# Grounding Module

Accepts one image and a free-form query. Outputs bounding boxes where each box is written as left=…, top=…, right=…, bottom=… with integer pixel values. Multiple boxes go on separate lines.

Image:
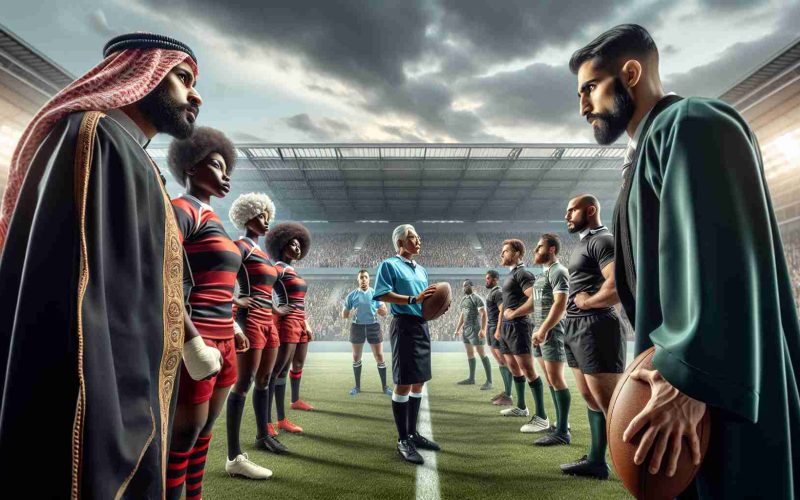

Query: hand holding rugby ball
left=421, top=282, right=452, bottom=321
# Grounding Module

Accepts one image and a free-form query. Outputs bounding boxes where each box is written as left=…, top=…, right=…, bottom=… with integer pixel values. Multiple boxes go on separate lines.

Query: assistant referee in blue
left=373, top=224, right=439, bottom=465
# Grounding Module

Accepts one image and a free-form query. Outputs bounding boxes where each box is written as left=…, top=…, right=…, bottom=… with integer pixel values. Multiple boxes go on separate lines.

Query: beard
left=138, top=82, right=197, bottom=139
left=587, top=77, right=634, bottom=145
left=567, top=216, right=588, bottom=234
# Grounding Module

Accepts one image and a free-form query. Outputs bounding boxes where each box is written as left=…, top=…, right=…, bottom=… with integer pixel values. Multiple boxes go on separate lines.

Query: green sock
left=549, top=386, right=558, bottom=421
left=528, top=377, right=546, bottom=419
left=480, top=356, right=492, bottom=383
left=587, top=408, right=607, bottom=464
left=513, top=376, right=526, bottom=409
left=467, top=357, right=476, bottom=380
left=499, top=366, right=512, bottom=396
left=555, top=388, right=571, bottom=434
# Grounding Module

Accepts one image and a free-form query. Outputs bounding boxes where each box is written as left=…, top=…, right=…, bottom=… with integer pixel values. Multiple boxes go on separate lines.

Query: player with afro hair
left=265, top=222, right=315, bottom=434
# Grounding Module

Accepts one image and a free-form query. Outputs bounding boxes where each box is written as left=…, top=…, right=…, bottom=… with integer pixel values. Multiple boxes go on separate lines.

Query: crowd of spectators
left=301, top=233, right=358, bottom=267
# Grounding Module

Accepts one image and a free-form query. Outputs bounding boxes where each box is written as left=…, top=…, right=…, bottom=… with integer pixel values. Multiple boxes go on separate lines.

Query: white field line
left=414, top=385, right=440, bottom=500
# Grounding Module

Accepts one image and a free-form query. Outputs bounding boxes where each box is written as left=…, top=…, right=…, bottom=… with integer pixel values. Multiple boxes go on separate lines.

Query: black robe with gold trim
left=0, top=111, right=184, bottom=499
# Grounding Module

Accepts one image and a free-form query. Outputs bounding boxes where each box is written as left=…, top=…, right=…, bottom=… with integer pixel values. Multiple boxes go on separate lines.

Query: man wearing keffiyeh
left=0, top=33, right=224, bottom=499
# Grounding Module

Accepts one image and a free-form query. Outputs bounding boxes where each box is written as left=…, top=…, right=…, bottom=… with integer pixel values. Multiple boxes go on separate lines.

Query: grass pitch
left=202, top=352, right=630, bottom=499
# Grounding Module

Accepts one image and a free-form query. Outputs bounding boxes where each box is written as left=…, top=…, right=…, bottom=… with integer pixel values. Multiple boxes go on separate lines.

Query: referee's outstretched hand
left=416, top=285, right=438, bottom=303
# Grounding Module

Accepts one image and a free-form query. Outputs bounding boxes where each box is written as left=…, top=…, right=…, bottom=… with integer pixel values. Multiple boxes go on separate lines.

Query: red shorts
left=178, top=337, right=238, bottom=405
left=241, top=314, right=280, bottom=350
left=276, top=316, right=308, bottom=344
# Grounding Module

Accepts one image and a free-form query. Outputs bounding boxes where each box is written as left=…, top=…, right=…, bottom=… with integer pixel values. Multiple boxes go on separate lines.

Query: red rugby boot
left=267, top=423, right=278, bottom=438
left=291, top=399, right=315, bottom=411
left=277, top=418, right=303, bottom=433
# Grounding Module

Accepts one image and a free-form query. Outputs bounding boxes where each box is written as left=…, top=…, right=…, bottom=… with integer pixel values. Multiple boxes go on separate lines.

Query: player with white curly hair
left=225, top=192, right=290, bottom=470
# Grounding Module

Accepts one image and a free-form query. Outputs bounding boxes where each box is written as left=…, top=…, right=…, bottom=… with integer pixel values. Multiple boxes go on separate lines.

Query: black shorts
left=487, top=323, right=501, bottom=349
left=563, top=312, right=625, bottom=374
left=350, top=323, right=382, bottom=344
left=499, top=319, right=532, bottom=356
left=389, top=314, right=432, bottom=385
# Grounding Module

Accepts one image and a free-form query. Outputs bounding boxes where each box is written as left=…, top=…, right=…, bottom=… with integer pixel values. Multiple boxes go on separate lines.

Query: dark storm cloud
left=461, top=63, right=577, bottom=127
left=284, top=114, right=355, bottom=141
left=133, top=0, right=798, bottom=141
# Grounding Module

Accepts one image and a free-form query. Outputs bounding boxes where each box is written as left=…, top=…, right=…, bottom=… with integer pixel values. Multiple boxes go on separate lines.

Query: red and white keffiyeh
left=0, top=48, right=198, bottom=251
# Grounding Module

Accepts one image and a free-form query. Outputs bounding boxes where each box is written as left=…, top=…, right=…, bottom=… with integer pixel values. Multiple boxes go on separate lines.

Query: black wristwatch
left=408, top=295, right=418, bottom=305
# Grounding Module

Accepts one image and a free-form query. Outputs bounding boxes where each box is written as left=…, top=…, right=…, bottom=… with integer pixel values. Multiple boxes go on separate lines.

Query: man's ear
left=621, top=59, right=642, bottom=89
left=587, top=205, right=598, bottom=217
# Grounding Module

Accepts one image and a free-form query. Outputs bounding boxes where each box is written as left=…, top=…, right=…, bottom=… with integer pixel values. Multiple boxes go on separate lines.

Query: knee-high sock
left=226, top=392, right=246, bottom=459
left=587, top=408, right=607, bottom=464
left=267, top=376, right=277, bottom=424
left=166, top=449, right=191, bottom=500
left=528, top=377, right=547, bottom=419
left=549, top=386, right=558, bottom=419
left=275, top=377, right=287, bottom=421
left=377, top=362, right=388, bottom=388
left=290, top=369, right=302, bottom=403
left=185, top=435, right=211, bottom=500
left=391, top=393, right=409, bottom=440
left=513, top=375, right=526, bottom=409
left=253, top=388, right=269, bottom=439
left=499, top=365, right=512, bottom=396
left=467, top=357, right=476, bottom=380
left=555, top=388, right=571, bottom=434
left=408, top=392, right=422, bottom=435
left=353, top=361, right=362, bottom=389
left=480, top=356, right=492, bottom=383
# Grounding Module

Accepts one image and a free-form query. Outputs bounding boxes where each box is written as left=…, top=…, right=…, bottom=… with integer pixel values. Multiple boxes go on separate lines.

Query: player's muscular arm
left=537, top=292, right=567, bottom=336
left=341, top=307, right=351, bottom=319
left=505, top=287, right=533, bottom=319
left=494, top=304, right=504, bottom=340
left=479, top=307, right=487, bottom=337
left=375, top=286, right=437, bottom=305
left=455, top=311, right=465, bottom=334
left=576, top=262, right=620, bottom=309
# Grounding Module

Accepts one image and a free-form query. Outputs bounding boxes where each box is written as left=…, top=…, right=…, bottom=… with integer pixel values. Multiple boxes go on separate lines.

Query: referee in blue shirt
left=342, top=269, right=391, bottom=396
left=373, top=224, right=439, bottom=465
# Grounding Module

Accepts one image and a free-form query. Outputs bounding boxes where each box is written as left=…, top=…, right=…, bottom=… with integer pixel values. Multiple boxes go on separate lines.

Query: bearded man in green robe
left=570, top=24, right=799, bottom=499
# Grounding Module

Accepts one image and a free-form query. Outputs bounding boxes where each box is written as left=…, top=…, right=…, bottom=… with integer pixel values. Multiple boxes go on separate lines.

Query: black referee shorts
left=499, top=318, right=532, bottom=356
left=563, top=311, right=625, bottom=374
left=389, top=314, right=431, bottom=385
left=350, top=322, right=383, bottom=345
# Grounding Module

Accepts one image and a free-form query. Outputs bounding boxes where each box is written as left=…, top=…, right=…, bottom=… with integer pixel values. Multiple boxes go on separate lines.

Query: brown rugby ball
left=421, top=282, right=452, bottom=321
left=607, top=347, right=711, bottom=500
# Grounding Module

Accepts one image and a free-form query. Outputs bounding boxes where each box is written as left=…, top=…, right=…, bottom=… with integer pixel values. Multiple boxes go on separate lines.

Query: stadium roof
left=0, top=22, right=73, bottom=105
left=151, top=143, right=626, bottom=222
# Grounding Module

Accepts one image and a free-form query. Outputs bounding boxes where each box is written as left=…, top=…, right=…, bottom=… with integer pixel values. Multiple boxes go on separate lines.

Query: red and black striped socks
left=166, top=449, right=191, bottom=500
left=185, top=434, right=212, bottom=500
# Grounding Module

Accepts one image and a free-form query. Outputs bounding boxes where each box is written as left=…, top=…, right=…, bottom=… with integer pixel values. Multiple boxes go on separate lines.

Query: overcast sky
left=4, top=0, right=800, bottom=144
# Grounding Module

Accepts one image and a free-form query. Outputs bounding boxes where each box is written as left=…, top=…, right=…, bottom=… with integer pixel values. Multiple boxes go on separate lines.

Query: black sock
left=226, top=392, right=245, bottom=460
left=588, top=408, right=607, bottom=464
left=290, top=370, right=302, bottom=403
left=253, top=388, right=269, bottom=439
left=480, top=356, right=492, bottom=383
left=275, top=377, right=287, bottom=421
left=528, top=377, right=547, bottom=420
left=377, top=362, right=387, bottom=388
left=468, top=357, right=476, bottom=380
left=353, top=361, right=362, bottom=389
left=391, top=397, right=409, bottom=440
left=408, top=393, right=422, bottom=436
left=513, top=375, right=527, bottom=409
left=267, top=376, right=276, bottom=426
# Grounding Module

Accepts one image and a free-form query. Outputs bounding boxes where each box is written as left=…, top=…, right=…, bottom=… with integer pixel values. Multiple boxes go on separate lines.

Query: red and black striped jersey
left=233, top=237, right=277, bottom=325
left=273, top=261, right=307, bottom=322
left=172, top=194, right=241, bottom=339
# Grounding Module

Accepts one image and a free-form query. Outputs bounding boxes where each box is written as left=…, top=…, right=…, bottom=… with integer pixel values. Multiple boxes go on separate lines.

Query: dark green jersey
left=532, top=262, right=569, bottom=330
left=459, top=293, right=484, bottom=327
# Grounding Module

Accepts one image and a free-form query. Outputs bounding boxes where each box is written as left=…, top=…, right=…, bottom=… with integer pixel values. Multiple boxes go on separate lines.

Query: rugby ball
left=421, top=282, right=452, bottom=321
left=607, top=347, right=711, bottom=500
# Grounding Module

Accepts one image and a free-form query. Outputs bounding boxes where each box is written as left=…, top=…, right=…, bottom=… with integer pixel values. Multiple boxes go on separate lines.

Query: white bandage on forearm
left=182, top=336, right=223, bottom=381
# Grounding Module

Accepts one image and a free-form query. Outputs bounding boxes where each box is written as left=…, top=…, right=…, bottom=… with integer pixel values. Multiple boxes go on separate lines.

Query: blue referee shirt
left=373, top=255, right=429, bottom=317
left=344, top=287, right=382, bottom=324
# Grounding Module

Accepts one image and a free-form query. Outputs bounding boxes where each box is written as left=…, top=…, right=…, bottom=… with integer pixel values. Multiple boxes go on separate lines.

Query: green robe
left=619, top=96, right=799, bottom=498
